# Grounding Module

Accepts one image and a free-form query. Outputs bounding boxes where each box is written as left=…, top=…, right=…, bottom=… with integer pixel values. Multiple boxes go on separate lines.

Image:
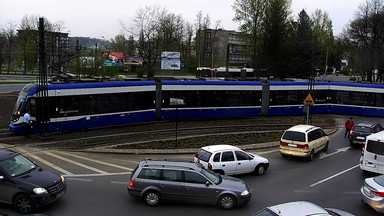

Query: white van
left=360, top=131, right=384, bottom=174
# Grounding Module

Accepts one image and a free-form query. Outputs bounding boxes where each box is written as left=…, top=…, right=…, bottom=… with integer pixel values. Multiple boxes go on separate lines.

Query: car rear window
left=282, top=131, right=306, bottom=142
left=195, top=149, right=212, bottom=162
left=354, top=126, right=373, bottom=133
left=366, top=140, right=384, bottom=155
left=374, top=175, right=384, bottom=186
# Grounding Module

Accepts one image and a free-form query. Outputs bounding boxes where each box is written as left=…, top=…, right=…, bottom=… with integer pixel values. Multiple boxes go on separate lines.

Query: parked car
left=193, top=144, right=269, bottom=175
left=127, top=159, right=251, bottom=209
left=360, top=131, right=384, bottom=174
left=280, top=125, right=329, bottom=161
left=349, top=121, right=383, bottom=146
left=252, top=201, right=355, bottom=216
left=361, top=174, right=384, bottom=213
left=0, top=148, right=66, bottom=214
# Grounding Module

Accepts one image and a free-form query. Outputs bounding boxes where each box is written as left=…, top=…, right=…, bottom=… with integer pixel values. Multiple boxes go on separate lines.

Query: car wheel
left=255, top=164, right=266, bottom=175
left=217, top=194, right=236, bottom=210
left=307, top=150, right=314, bottom=161
left=323, top=142, right=329, bottom=152
left=14, top=194, right=35, bottom=214
left=143, top=191, right=161, bottom=207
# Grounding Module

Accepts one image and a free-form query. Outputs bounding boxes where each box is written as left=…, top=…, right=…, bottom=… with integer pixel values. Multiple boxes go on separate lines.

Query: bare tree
left=121, top=5, right=167, bottom=78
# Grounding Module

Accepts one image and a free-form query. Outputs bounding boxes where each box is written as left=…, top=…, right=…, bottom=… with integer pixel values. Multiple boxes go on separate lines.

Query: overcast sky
left=1, top=0, right=366, bottom=40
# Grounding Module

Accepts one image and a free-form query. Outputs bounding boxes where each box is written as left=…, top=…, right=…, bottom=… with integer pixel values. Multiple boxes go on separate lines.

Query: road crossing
left=9, top=146, right=193, bottom=177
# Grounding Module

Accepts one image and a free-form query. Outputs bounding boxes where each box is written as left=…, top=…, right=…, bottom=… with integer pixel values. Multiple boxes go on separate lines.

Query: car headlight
left=61, top=175, right=65, bottom=183
left=33, top=188, right=48, bottom=194
left=241, top=190, right=250, bottom=196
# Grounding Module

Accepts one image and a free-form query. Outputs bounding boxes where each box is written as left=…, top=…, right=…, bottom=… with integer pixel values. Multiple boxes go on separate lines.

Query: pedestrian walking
left=23, top=110, right=32, bottom=138
left=344, top=117, right=354, bottom=138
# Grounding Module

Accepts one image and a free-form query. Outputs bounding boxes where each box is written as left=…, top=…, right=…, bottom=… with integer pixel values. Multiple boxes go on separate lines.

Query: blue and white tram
left=9, top=81, right=157, bottom=134
left=9, top=80, right=384, bottom=134
left=161, top=81, right=263, bottom=120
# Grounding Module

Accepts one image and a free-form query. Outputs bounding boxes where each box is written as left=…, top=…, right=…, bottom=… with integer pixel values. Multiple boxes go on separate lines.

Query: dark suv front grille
left=48, top=181, right=65, bottom=194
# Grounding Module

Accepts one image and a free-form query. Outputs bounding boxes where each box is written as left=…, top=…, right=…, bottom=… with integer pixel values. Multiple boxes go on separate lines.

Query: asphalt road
left=0, top=121, right=382, bottom=216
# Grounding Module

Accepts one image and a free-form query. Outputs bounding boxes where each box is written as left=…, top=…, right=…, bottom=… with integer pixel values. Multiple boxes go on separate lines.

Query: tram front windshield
left=12, top=84, right=36, bottom=115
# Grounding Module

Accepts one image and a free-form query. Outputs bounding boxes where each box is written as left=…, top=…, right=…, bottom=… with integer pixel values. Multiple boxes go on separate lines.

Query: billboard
left=161, top=52, right=180, bottom=70
left=103, top=52, right=124, bottom=67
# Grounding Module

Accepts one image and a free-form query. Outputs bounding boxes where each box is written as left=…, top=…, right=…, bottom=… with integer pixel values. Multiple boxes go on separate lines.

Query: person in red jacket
left=344, top=117, right=354, bottom=138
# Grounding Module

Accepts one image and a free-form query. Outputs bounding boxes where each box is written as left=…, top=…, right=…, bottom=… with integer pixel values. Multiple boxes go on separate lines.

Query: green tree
left=232, top=0, right=268, bottom=78
left=311, top=9, right=335, bottom=72
left=291, top=9, right=314, bottom=78
left=263, top=0, right=292, bottom=78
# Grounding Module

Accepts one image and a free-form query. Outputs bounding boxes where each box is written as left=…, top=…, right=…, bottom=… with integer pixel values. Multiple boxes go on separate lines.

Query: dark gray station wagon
left=127, top=159, right=252, bottom=209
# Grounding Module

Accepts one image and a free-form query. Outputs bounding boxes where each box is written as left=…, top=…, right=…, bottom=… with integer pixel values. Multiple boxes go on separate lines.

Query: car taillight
left=208, top=163, right=212, bottom=170
left=350, top=130, right=354, bottom=136
left=280, top=141, right=288, bottom=146
left=298, top=144, right=309, bottom=149
left=372, top=191, right=384, bottom=197
left=362, top=146, right=365, bottom=156
left=129, top=180, right=135, bottom=188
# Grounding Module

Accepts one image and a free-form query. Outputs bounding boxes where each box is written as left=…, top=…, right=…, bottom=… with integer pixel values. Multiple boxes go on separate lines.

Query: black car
left=349, top=121, right=383, bottom=146
left=0, top=148, right=66, bottom=214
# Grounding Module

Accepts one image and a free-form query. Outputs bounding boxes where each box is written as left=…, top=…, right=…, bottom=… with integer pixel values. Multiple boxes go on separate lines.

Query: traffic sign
left=304, top=94, right=315, bottom=105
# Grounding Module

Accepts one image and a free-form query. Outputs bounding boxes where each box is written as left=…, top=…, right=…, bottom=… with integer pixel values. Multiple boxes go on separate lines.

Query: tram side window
left=336, top=91, right=351, bottom=104
left=376, top=93, right=384, bottom=107
left=135, top=92, right=156, bottom=110
left=102, top=94, right=122, bottom=113
left=57, top=97, right=80, bottom=117
left=353, top=92, right=369, bottom=106
left=80, top=95, right=102, bottom=115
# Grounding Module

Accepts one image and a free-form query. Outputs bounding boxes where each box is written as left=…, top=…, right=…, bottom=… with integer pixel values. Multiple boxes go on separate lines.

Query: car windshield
left=0, top=154, right=36, bottom=177
left=195, top=149, right=212, bottom=162
left=200, top=168, right=221, bottom=185
left=282, top=131, right=306, bottom=142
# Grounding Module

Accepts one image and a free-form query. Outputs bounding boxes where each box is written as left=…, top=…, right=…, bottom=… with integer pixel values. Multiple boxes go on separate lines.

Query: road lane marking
left=66, top=178, right=93, bottom=182
left=57, top=151, right=133, bottom=171
left=310, top=165, right=360, bottom=187
left=63, top=171, right=131, bottom=178
left=46, top=152, right=108, bottom=174
left=111, top=181, right=129, bottom=185
left=15, top=147, right=73, bottom=175
left=319, top=147, right=351, bottom=159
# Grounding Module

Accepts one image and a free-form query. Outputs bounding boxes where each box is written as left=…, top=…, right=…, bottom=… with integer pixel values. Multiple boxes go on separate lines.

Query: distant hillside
left=69, top=37, right=110, bottom=49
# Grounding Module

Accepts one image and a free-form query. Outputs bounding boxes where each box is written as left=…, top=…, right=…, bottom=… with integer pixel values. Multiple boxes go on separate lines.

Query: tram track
left=0, top=117, right=336, bottom=151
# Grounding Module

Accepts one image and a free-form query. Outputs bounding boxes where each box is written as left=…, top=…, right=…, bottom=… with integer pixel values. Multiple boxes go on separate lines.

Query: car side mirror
left=0, top=175, right=5, bottom=182
left=205, top=181, right=211, bottom=186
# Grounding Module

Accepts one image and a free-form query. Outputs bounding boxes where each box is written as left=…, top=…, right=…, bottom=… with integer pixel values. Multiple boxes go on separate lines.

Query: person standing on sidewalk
left=344, top=117, right=354, bottom=138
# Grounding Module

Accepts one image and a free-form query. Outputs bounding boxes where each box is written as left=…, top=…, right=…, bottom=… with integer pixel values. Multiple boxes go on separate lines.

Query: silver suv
left=127, top=159, right=252, bottom=209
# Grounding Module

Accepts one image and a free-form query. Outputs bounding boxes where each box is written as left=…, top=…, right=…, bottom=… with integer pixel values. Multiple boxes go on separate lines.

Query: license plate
left=288, top=144, right=297, bottom=147
left=365, top=163, right=376, bottom=168
left=357, top=136, right=365, bottom=140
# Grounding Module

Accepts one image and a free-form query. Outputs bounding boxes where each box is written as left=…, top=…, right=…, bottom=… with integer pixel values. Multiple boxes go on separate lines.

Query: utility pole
left=37, top=17, right=51, bottom=137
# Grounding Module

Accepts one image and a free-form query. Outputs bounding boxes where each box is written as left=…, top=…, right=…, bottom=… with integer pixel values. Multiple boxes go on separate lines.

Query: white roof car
left=253, top=201, right=355, bottom=216
left=193, top=144, right=269, bottom=175
left=280, top=125, right=329, bottom=161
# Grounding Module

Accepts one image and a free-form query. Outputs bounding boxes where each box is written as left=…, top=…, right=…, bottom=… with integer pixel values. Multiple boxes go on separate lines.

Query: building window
left=206, top=32, right=211, bottom=39
left=206, top=43, right=211, bottom=50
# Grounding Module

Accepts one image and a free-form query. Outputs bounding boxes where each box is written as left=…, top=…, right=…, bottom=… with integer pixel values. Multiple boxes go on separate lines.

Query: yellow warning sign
left=304, top=94, right=315, bottom=105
